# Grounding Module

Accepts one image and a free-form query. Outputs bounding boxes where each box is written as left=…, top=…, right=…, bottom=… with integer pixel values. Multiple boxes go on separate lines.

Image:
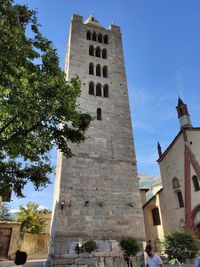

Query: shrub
left=119, top=236, right=140, bottom=256
left=75, top=240, right=97, bottom=254
left=163, top=231, right=198, bottom=264
left=83, top=240, right=97, bottom=253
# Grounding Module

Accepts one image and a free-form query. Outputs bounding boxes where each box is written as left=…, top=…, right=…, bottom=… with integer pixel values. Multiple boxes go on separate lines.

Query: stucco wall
left=158, top=129, right=200, bottom=237
left=186, top=131, right=200, bottom=210
left=143, top=192, right=164, bottom=250
left=20, top=233, right=49, bottom=256
left=159, top=134, right=185, bottom=234
left=0, top=221, right=21, bottom=259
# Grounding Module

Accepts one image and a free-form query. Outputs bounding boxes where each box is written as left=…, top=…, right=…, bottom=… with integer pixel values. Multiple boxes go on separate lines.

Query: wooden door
left=0, top=228, right=12, bottom=259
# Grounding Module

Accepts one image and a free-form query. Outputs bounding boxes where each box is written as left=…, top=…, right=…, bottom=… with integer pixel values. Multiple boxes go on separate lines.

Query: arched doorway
left=192, top=205, right=200, bottom=238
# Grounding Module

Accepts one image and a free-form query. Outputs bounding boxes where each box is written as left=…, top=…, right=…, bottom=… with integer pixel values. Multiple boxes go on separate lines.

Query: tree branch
left=0, top=115, right=47, bottom=149
left=0, top=116, right=17, bottom=135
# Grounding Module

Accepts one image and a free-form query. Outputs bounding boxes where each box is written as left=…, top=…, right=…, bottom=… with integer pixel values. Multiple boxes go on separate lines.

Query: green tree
left=0, top=202, right=12, bottom=221
left=120, top=236, right=140, bottom=267
left=0, top=0, right=92, bottom=198
left=17, top=202, right=46, bottom=234
left=163, top=231, right=199, bottom=265
left=38, top=208, right=51, bottom=214
left=119, top=236, right=140, bottom=257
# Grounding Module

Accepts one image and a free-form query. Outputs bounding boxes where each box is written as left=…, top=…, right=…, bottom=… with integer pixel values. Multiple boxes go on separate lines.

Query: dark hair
left=14, top=250, right=27, bottom=265
left=145, top=245, right=153, bottom=253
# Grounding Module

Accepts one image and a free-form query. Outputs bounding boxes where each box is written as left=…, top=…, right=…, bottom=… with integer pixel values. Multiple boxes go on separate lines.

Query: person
left=145, top=246, right=163, bottom=267
left=124, top=254, right=133, bottom=267
left=145, top=240, right=152, bottom=252
left=11, top=250, right=27, bottom=267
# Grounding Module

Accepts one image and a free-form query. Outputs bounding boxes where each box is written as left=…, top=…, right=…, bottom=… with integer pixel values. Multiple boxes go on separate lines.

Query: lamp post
left=78, top=238, right=82, bottom=266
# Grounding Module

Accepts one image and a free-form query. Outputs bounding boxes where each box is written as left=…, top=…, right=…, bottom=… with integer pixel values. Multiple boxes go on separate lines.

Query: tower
left=49, top=14, right=145, bottom=265
left=176, top=98, right=192, bottom=128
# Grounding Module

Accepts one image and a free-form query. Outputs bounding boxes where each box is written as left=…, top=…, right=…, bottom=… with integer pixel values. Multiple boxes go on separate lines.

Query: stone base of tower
left=48, top=239, right=144, bottom=267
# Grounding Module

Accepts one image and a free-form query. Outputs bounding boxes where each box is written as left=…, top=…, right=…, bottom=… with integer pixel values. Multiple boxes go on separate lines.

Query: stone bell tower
left=49, top=14, right=145, bottom=266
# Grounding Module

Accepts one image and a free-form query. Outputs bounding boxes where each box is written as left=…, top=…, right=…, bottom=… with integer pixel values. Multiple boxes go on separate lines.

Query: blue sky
left=11, top=0, right=200, bottom=211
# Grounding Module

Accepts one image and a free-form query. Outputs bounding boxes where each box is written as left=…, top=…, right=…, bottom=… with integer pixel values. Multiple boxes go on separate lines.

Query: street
left=0, top=259, right=46, bottom=267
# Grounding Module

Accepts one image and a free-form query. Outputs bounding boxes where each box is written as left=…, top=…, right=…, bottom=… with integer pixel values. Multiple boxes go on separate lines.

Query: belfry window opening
left=96, top=83, right=102, bottom=97
left=95, top=47, right=101, bottom=58
left=97, top=108, right=102, bottom=120
left=103, top=85, right=109, bottom=97
left=89, top=63, right=94, bottom=75
left=96, top=64, right=101, bottom=76
left=89, top=45, right=94, bottom=56
left=87, top=31, right=91, bottom=40
left=89, top=82, right=94, bottom=95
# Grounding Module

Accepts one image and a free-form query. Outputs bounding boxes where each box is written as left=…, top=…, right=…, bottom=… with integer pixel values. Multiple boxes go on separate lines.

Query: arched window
left=89, top=45, right=94, bottom=56
left=87, top=31, right=91, bottom=40
left=89, top=82, right=94, bottom=95
left=89, top=63, right=94, bottom=75
left=103, top=84, right=109, bottom=97
left=104, top=35, right=108, bottom=44
left=192, top=175, right=200, bottom=191
left=102, top=48, right=107, bottom=59
left=95, top=47, right=101, bottom=57
left=172, top=177, right=180, bottom=190
left=152, top=207, right=161, bottom=226
left=194, top=210, right=200, bottom=224
left=98, top=34, right=102, bottom=43
left=96, top=64, right=101, bottom=76
left=92, top=32, right=96, bottom=41
left=96, top=83, right=102, bottom=97
left=197, top=224, right=200, bottom=238
left=97, top=108, right=102, bottom=120
left=103, top=66, right=108, bottom=78
left=192, top=206, right=200, bottom=238
left=177, top=191, right=184, bottom=208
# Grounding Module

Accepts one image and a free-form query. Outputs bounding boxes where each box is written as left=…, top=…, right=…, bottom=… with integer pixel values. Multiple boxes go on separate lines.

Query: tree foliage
left=38, top=208, right=51, bottom=214
left=17, top=202, right=47, bottom=234
left=0, top=202, right=12, bottom=221
left=163, top=231, right=199, bottom=264
left=82, top=240, right=97, bottom=253
left=119, top=236, right=140, bottom=256
left=75, top=240, right=97, bottom=254
left=0, top=0, right=92, bottom=198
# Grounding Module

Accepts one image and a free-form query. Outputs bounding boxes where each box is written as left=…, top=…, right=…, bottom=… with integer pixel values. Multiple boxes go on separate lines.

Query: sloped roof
left=84, top=15, right=103, bottom=28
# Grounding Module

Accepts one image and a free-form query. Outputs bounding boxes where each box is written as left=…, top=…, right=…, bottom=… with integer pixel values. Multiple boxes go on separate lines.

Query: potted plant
left=120, top=236, right=140, bottom=267
left=163, top=231, right=198, bottom=266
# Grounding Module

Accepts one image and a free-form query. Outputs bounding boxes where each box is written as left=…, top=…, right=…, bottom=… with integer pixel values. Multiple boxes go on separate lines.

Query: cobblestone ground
left=0, top=259, right=46, bottom=267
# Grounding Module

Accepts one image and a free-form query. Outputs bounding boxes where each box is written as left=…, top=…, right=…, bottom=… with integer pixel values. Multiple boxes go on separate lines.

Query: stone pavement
left=28, top=250, right=47, bottom=260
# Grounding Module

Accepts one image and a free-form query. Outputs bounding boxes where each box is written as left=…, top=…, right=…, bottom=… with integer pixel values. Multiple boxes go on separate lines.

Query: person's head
left=147, top=240, right=151, bottom=245
left=14, top=250, right=27, bottom=265
left=145, top=246, right=153, bottom=257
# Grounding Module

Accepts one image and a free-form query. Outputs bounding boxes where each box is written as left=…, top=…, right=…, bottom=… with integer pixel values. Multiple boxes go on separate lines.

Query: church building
left=143, top=98, right=200, bottom=250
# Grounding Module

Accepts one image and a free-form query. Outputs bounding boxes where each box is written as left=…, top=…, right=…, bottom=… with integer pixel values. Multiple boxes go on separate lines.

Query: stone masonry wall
left=49, top=14, right=145, bottom=260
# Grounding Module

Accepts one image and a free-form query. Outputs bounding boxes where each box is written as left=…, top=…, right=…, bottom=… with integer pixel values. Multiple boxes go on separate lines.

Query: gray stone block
left=96, top=240, right=111, bottom=252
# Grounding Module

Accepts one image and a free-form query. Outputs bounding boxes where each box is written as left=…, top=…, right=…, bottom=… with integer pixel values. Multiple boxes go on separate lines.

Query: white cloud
left=10, top=209, right=19, bottom=214
left=38, top=205, right=48, bottom=210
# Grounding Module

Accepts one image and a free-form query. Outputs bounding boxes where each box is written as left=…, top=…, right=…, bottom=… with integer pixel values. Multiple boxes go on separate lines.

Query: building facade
left=49, top=15, right=145, bottom=266
left=143, top=99, right=200, bottom=250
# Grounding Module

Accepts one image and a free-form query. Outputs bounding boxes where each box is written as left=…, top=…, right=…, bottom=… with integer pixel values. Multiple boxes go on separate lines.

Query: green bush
left=75, top=240, right=97, bottom=254
left=119, top=236, right=140, bottom=256
left=163, top=231, right=198, bottom=264
left=83, top=240, right=97, bottom=253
